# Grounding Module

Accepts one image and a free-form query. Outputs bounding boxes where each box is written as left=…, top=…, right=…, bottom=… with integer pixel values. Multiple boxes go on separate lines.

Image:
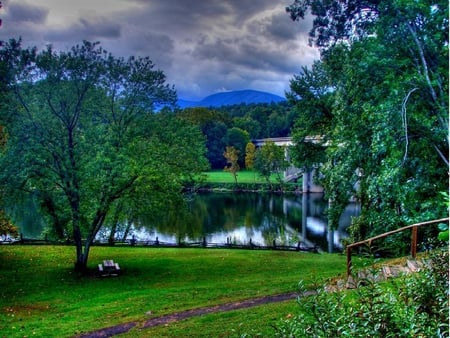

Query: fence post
left=346, top=246, right=352, bottom=277
left=411, top=226, right=418, bottom=258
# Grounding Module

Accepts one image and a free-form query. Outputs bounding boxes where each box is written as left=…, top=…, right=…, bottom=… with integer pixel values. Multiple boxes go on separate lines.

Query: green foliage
left=223, top=146, right=240, bottom=184
left=0, top=40, right=207, bottom=270
left=288, top=0, right=448, bottom=235
left=225, top=127, right=250, bottom=166
left=217, top=102, right=295, bottom=139
left=178, top=102, right=296, bottom=170
left=178, top=107, right=229, bottom=168
left=436, top=192, right=449, bottom=241
left=437, top=223, right=448, bottom=241
left=273, top=250, right=449, bottom=337
left=254, top=141, right=289, bottom=190
left=0, top=209, right=18, bottom=239
left=288, top=62, right=332, bottom=170
left=244, top=142, right=256, bottom=170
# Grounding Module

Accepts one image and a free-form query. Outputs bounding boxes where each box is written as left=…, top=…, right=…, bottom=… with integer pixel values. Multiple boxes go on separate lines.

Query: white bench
left=98, top=260, right=121, bottom=276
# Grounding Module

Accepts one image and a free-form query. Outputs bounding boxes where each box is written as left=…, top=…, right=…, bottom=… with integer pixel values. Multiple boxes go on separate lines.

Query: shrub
left=271, top=249, right=449, bottom=337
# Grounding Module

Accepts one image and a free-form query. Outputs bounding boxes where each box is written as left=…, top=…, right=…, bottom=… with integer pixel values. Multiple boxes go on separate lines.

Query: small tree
left=0, top=209, right=18, bottom=240
left=223, top=146, right=240, bottom=184
left=245, top=142, right=256, bottom=169
left=245, top=141, right=257, bottom=182
left=254, top=141, right=289, bottom=190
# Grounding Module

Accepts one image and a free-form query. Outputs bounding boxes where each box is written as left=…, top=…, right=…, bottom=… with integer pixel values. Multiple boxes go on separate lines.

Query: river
left=16, top=192, right=360, bottom=253
left=107, top=192, right=360, bottom=253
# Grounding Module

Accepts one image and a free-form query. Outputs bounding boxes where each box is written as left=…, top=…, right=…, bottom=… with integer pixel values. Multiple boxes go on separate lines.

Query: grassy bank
left=197, top=170, right=300, bottom=192
left=0, top=245, right=365, bottom=337
left=203, top=170, right=268, bottom=184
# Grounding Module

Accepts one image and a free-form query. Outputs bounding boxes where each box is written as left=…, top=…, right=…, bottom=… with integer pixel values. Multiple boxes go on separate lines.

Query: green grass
left=0, top=245, right=366, bottom=337
left=118, top=298, right=300, bottom=337
left=202, top=170, right=274, bottom=184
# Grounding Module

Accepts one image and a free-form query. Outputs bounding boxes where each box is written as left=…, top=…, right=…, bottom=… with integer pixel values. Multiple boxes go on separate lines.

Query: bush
left=271, top=249, right=449, bottom=337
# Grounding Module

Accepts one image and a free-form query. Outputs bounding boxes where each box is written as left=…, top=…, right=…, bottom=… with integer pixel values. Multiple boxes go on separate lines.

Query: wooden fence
left=346, top=218, right=449, bottom=277
left=2, top=235, right=319, bottom=253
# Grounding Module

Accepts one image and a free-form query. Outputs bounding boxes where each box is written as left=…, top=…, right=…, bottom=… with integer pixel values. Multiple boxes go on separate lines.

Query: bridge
left=253, top=137, right=324, bottom=193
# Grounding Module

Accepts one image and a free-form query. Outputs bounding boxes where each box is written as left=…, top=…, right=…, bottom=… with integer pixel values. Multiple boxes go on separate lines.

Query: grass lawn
left=0, top=245, right=366, bottom=337
left=202, top=170, right=274, bottom=184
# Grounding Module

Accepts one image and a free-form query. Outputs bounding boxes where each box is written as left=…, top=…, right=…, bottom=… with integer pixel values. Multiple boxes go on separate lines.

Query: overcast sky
left=0, top=0, right=318, bottom=101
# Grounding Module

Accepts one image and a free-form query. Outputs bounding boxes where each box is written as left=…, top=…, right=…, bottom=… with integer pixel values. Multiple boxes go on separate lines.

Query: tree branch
left=401, top=87, right=418, bottom=165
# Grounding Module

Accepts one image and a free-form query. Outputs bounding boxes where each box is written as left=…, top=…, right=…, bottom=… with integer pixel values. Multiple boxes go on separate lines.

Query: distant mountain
left=178, top=89, right=286, bottom=108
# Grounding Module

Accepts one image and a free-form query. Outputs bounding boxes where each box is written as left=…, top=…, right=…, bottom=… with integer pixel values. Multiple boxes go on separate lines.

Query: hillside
left=178, top=89, right=286, bottom=108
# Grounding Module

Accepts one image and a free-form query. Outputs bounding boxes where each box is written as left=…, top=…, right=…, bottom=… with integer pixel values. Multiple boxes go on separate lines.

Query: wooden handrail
left=346, top=217, right=449, bottom=277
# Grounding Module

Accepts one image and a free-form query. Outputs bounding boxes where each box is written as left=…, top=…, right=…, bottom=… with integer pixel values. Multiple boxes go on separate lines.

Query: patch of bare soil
left=78, top=291, right=305, bottom=337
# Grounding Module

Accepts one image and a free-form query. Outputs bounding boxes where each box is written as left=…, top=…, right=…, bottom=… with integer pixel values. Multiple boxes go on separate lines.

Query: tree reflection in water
left=135, top=192, right=360, bottom=253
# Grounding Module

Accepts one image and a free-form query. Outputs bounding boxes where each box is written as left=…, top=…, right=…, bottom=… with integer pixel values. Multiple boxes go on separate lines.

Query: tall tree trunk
left=121, top=218, right=133, bottom=242
left=108, top=202, right=123, bottom=245
left=70, top=194, right=88, bottom=272
left=108, top=222, right=118, bottom=245
left=73, top=219, right=86, bottom=272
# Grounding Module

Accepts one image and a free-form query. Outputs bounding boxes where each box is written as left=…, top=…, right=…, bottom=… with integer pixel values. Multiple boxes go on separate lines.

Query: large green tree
left=287, top=0, right=448, bottom=238
left=0, top=40, right=207, bottom=271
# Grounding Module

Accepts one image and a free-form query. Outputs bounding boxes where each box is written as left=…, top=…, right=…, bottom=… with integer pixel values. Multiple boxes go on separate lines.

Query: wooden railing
left=346, top=218, right=449, bottom=277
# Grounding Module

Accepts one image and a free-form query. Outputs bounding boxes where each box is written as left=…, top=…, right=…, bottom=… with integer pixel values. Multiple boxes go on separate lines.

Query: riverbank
left=189, top=170, right=302, bottom=193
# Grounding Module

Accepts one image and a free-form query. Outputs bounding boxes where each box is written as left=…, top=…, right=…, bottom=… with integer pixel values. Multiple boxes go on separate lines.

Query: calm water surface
left=126, top=192, right=360, bottom=253
left=16, top=192, right=360, bottom=253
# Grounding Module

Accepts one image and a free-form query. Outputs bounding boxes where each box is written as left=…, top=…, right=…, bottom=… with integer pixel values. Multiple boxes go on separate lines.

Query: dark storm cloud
left=7, top=1, right=48, bottom=24
left=265, top=11, right=311, bottom=40
left=77, top=17, right=121, bottom=39
left=0, top=0, right=319, bottom=100
left=122, top=31, right=175, bottom=70
left=46, top=16, right=121, bottom=42
left=192, top=36, right=297, bottom=74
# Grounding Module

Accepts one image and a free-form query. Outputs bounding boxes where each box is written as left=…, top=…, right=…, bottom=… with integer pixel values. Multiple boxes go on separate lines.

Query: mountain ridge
left=178, top=89, right=286, bottom=108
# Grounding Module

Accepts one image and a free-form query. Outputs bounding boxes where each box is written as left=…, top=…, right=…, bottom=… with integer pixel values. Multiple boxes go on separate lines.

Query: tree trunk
left=70, top=196, right=87, bottom=273
left=108, top=221, right=118, bottom=245
left=73, top=226, right=87, bottom=273
left=121, top=218, right=133, bottom=242
left=108, top=203, right=123, bottom=245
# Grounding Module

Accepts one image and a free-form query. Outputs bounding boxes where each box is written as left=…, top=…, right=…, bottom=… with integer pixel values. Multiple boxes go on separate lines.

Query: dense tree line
left=286, top=0, right=448, bottom=240
left=177, top=101, right=295, bottom=169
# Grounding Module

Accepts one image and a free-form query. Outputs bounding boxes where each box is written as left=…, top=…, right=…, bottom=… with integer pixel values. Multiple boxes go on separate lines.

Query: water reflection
left=15, top=192, right=360, bottom=253
left=131, top=193, right=360, bottom=253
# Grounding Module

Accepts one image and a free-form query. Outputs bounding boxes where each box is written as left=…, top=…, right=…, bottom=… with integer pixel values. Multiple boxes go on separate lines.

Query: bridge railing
left=346, top=217, right=449, bottom=277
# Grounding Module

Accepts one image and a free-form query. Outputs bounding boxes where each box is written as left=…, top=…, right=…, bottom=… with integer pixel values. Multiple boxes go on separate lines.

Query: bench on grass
left=98, top=259, right=121, bottom=277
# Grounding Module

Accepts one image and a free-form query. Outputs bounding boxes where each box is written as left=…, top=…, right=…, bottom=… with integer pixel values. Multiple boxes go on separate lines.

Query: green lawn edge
left=193, top=170, right=301, bottom=192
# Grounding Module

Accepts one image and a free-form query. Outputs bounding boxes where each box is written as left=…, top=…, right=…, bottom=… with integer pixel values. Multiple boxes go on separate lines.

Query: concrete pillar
left=302, top=169, right=324, bottom=193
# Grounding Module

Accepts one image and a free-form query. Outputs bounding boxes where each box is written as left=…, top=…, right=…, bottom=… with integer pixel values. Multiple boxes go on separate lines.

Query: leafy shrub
left=271, top=249, right=449, bottom=337
left=0, top=210, right=19, bottom=240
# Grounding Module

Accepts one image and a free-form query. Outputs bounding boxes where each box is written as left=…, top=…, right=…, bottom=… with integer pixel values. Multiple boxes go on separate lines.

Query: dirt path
left=79, top=259, right=423, bottom=337
left=78, top=291, right=310, bottom=338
